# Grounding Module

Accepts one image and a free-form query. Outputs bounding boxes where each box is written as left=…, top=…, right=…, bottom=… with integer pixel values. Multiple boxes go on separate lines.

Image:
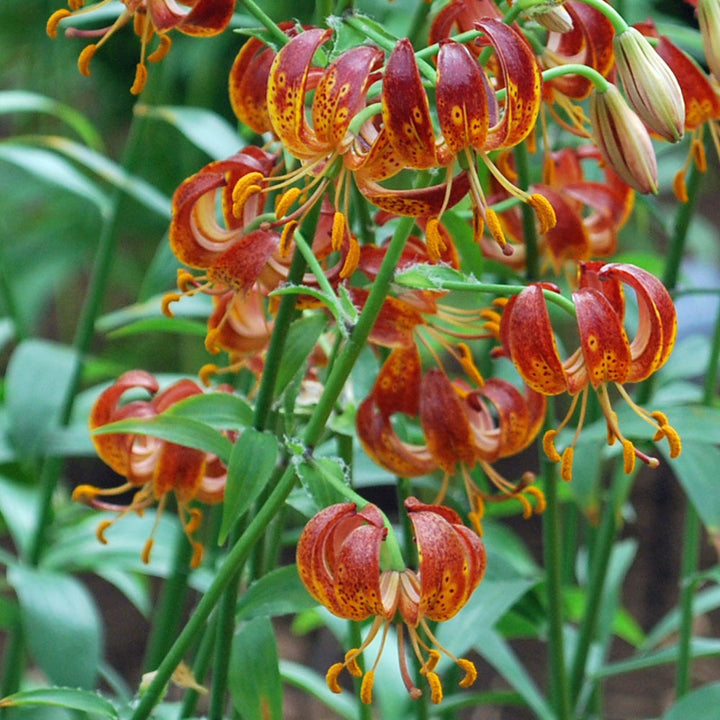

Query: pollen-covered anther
left=161, top=293, right=182, bottom=317
left=72, top=484, right=101, bottom=504
left=148, top=34, right=172, bottom=64
left=131, top=63, right=148, bottom=95
left=96, top=519, right=113, bottom=545
left=185, top=508, right=203, bottom=534
left=326, top=663, right=345, bottom=694
left=423, top=670, right=443, bottom=704
left=525, top=485, right=547, bottom=514
left=425, top=649, right=441, bottom=673
left=331, top=211, right=346, bottom=252
left=457, top=658, right=477, bottom=688
left=279, top=219, right=298, bottom=258
left=199, top=364, right=219, bottom=387
left=275, top=187, right=301, bottom=219
left=141, top=537, right=154, bottom=565
left=46, top=9, right=71, bottom=38
left=673, top=170, right=689, bottom=203
left=485, top=208, right=513, bottom=256
left=518, top=492, right=533, bottom=519
left=190, top=541, right=204, bottom=569
left=529, top=193, right=557, bottom=233
left=340, top=235, right=360, bottom=279
left=456, top=343, right=484, bottom=387
left=77, top=44, right=98, bottom=76
left=360, top=671, right=375, bottom=704
left=542, top=429, right=562, bottom=463
left=425, top=218, right=446, bottom=262
left=621, top=439, right=636, bottom=474
left=204, top=327, right=222, bottom=355
left=231, top=172, right=264, bottom=218
left=344, top=651, right=362, bottom=678
left=560, top=446, right=574, bottom=482
left=691, top=138, right=707, bottom=172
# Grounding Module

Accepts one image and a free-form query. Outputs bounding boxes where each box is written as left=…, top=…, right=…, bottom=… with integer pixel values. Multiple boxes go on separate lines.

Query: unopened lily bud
left=613, top=26, right=685, bottom=142
left=589, top=83, right=659, bottom=194
left=525, top=1, right=573, bottom=33
left=697, top=0, right=720, bottom=80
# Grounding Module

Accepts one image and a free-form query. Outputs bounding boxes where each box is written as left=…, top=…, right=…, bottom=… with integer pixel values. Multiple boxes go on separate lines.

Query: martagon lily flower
left=46, top=0, right=234, bottom=94
left=357, top=345, right=547, bottom=534
left=497, top=262, right=681, bottom=481
left=73, top=370, right=232, bottom=567
left=297, top=498, right=487, bottom=704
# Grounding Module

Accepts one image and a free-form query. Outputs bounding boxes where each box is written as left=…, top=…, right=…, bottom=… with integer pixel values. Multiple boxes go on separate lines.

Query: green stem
left=239, top=0, right=290, bottom=48
left=143, top=535, right=193, bottom=671
left=406, top=0, right=433, bottom=48
left=315, top=0, right=333, bottom=26
left=178, top=615, right=216, bottom=718
left=513, top=141, right=539, bottom=281
left=676, top=237, right=720, bottom=697
left=573, top=0, right=629, bottom=33
left=542, top=458, right=571, bottom=720
left=568, top=469, right=634, bottom=709
left=130, top=211, right=415, bottom=720
left=541, top=64, right=612, bottom=93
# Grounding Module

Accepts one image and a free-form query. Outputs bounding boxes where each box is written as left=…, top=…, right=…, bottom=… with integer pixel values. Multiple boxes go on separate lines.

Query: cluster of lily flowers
left=48, top=0, right=720, bottom=705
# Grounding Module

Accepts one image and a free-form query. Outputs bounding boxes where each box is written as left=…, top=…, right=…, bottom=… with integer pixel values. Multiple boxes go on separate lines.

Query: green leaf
left=229, top=618, right=283, bottom=720
left=237, top=565, right=316, bottom=621
left=663, top=441, right=720, bottom=534
left=164, top=391, right=254, bottom=430
left=134, top=104, right=241, bottom=160
left=219, top=429, right=279, bottom=543
left=280, top=660, right=358, bottom=720
left=274, top=313, right=328, bottom=397
left=7, top=566, right=103, bottom=688
left=0, top=475, right=41, bottom=558
left=14, top=136, right=172, bottom=218
left=92, top=415, right=233, bottom=464
left=0, top=143, right=109, bottom=214
left=294, top=456, right=356, bottom=511
left=4, top=339, right=79, bottom=459
left=661, top=682, right=720, bottom=720
left=0, top=687, right=118, bottom=718
left=0, top=90, right=103, bottom=149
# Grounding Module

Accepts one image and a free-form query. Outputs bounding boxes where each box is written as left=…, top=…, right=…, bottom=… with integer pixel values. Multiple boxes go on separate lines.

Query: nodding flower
left=296, top=498, right=486, bottom=704
left=497, top=261, right=681, bottom=481
left=74, top=370, right=233, bottom=567
left=46, top=0, right=234, bottom=94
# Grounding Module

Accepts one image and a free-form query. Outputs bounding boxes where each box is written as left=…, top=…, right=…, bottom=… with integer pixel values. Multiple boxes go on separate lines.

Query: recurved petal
left=297, top=503, right=360, bottom=612
left=419, top=369, right=477, bottom=471
left=382, top=39, right=438, bottom=169
left=599, top=263, right=677, bottom=381
left=436, top=40, right=491, bottom=153
left=476, top=18, right=542, bottom=150
left=356, top=394, right=438, bottom=478
left=229, top=36, right=276, bottom=134
left=356, top=170, right=471, bottom=217
left=573, top=286, right=632, bottom=387
left=170, top=0, right=234, bottom=35
left=499, top=285, right=569, bottom=395
left=312, top=45, right=383, bottom=149
left=333, top=522, right=387, bottom=620
left=267, top=27, right=333, bottom=159
left=89, top=370, right=159, bottom=475
left=405, top=497, right=486, bottom=622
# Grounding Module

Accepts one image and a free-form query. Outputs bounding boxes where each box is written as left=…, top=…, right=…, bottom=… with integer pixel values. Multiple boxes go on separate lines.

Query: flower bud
left=589, top=84, right=659, bottom=194
left=613, top=26, right=685, bottom=142
left=697, top=0, right=720, bottom=80
left=525, top=1, right=574, bottom=34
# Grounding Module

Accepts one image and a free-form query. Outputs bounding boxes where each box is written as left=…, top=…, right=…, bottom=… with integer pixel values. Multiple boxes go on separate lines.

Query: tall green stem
left=130, top=213, right=415, bottom=720
left=513, top=142, right=539, bottom=281
left=542, top=457, right=571, bottom=720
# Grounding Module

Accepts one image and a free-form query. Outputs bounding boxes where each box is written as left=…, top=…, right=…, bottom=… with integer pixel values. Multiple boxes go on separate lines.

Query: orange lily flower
left=296, top=498, right=486, bottom=704
left=73, top=370, right=232, bottom=567
left=357, top=345, right=547, bottom=533
left=46, top=0, right=234, bottom=94
left=497, top=262, right=681, bottom=480
left=357, top=22, right=554, bottom=256
left=483, top=145, right=634, bottom=271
